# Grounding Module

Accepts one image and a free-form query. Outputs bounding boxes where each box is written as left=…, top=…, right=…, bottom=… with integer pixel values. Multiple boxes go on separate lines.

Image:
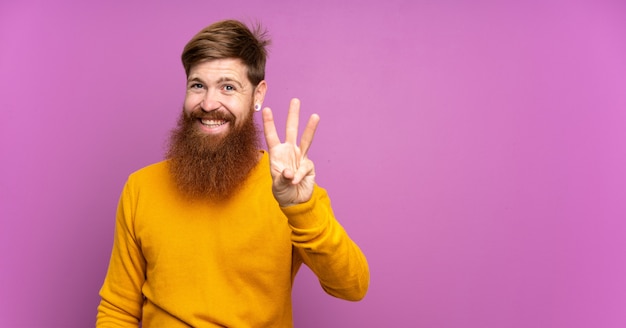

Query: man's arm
left=97, top=182, right=145, bottom=327
left=284, top=185, right=369, bottom=300
left=263, top=99, right=370, bottom=300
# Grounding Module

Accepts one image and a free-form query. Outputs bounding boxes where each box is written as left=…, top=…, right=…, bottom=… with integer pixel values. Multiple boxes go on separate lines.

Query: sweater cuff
left=280, top=186, right=328, bottom=230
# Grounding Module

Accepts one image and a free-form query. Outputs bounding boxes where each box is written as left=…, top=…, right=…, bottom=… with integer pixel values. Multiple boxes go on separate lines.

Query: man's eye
left=190, top=83, right=203, bottom=89
left=223, top=85, right=235, bottom=91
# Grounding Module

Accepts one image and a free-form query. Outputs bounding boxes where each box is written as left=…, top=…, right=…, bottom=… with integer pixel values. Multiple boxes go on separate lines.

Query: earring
left=254, top=104, right=261, bottom=112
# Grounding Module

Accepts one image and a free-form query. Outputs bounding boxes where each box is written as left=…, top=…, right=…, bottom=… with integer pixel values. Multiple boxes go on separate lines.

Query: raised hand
left=262, top=98, right=320, bottom=207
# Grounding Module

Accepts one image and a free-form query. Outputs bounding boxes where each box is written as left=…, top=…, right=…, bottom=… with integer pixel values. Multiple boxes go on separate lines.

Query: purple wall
left=2, top=0, right=626, bottom=327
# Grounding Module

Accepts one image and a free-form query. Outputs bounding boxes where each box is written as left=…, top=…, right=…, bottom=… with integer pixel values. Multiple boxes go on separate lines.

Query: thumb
left=280, top=168, right=295, bottom=182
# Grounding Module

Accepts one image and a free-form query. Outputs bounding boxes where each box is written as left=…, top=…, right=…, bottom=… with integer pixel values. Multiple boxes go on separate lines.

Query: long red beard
left=165, top=108, right=260, bottom=200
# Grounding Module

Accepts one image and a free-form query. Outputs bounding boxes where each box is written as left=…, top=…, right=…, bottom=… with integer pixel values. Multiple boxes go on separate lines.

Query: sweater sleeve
left=96, top=181, right=145, bottom=327
left=282, top=185, right=370, bottom=301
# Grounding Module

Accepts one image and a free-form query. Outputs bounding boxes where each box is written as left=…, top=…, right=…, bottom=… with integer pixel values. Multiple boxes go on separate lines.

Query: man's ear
left=254, top=80, right=267, bottom=106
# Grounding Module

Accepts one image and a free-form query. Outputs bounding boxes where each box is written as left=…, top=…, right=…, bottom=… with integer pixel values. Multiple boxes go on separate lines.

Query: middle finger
left=285, top=98, right=300, bottom=144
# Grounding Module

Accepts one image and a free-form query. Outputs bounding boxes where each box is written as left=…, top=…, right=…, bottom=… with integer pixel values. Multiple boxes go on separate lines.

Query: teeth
left=201, top=119, right=227, bottom=127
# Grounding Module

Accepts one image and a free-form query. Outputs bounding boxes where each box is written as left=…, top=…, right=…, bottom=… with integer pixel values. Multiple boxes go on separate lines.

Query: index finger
left=262, top=107, right=281, bottom=148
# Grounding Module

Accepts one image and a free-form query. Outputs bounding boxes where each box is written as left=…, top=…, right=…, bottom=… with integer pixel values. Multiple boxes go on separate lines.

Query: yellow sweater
left=97, top=151, right=369, bottom=327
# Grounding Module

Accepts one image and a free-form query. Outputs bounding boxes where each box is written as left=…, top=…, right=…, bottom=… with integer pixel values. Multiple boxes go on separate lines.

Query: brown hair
left=181, top=20, right=270, bottom=86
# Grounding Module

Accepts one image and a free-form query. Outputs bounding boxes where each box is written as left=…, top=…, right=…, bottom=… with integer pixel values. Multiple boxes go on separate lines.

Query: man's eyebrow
left=186, top=76, right=245, bottom=89
left=216, top=76, right=244, bottom=89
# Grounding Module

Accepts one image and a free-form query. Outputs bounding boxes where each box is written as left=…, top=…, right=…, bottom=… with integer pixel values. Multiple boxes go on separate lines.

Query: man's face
left=167, top=58, right=267, bottom=200
left=183, top=58, right=265, bottom=144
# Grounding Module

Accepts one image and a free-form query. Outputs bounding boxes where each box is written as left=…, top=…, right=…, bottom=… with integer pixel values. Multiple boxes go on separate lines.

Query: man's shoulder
left=131, top=159, right=169, bottom=175
left=127, top=160, right=171, bottom=185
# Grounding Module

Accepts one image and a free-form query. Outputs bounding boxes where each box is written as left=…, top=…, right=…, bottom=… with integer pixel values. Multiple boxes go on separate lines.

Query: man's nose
left=200, top=89, right=220, bottom=112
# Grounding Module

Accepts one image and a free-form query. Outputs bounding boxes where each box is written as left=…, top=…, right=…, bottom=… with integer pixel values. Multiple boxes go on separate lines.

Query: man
left=97, top=19, right=369, bottom=327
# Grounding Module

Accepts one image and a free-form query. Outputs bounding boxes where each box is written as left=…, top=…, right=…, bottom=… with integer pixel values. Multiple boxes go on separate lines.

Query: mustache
left=187, top=109, right=236, bottom=121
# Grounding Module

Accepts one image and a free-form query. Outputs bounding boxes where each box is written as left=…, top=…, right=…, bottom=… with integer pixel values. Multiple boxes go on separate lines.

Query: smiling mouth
left=200, top=119, right=228, bottom=128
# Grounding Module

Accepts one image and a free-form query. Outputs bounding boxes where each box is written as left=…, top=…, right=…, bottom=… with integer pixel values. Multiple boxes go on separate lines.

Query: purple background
left=2, top=0, right=626, bottom=327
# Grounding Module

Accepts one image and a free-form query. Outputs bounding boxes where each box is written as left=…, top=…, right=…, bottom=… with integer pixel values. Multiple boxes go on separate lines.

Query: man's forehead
left=188, top=58, right=248, bottom=80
